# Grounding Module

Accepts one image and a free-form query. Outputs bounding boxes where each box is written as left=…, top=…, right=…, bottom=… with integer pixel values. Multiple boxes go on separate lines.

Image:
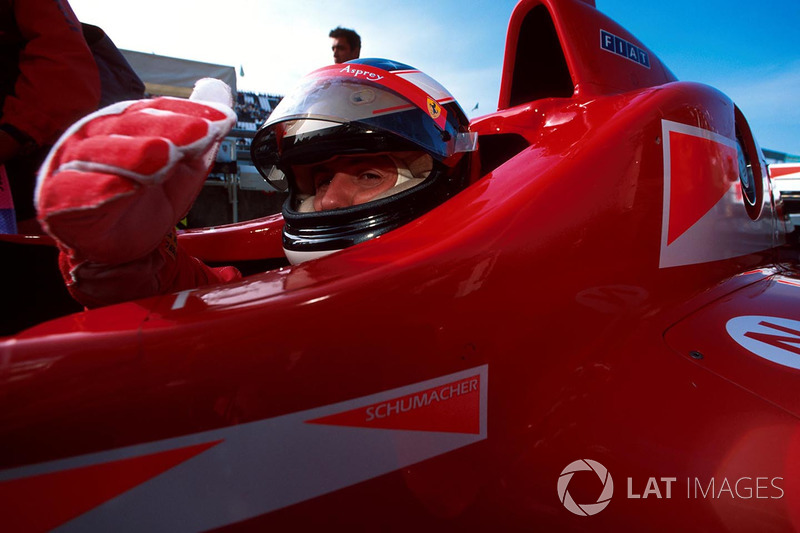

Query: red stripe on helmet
left=309, top=64, right=449, bottom=130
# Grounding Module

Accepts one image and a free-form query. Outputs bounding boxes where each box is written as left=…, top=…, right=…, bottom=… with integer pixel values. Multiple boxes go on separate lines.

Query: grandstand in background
left=232, top=90, right=282, bottom=164
left=235, top=91, right=281, bottom=131
left=206, top=88, right=286, bottom=228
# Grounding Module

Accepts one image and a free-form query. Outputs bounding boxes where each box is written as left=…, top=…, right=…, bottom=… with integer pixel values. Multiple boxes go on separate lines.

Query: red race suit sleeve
left=1, top=0, right=101, bottom=147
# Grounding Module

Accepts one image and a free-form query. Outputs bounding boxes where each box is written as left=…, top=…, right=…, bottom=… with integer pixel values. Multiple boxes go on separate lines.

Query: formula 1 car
left=2, top=0, right=799, bottom=531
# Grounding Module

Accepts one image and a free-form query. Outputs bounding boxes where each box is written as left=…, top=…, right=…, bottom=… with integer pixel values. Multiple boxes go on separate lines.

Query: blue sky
left=69, top=0, right=800, bottom=155
left=602, top=0, right=800, bottom=156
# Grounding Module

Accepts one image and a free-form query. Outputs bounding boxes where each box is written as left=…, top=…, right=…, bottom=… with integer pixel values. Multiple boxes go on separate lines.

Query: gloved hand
left=35, top=79, right=240, bottom=307
left=36, top=78, right=237, bottom=264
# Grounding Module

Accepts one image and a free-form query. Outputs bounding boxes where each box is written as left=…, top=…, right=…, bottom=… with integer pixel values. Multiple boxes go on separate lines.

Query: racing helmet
left=251, top=58, right=478, bottom=264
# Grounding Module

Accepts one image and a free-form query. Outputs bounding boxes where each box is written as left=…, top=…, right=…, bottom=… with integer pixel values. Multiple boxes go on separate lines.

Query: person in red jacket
left=0, top=0, right=101, bottom=232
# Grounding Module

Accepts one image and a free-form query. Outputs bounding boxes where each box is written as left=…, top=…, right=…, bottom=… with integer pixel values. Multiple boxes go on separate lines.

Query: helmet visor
left=264, top=76, right=460, bottom=161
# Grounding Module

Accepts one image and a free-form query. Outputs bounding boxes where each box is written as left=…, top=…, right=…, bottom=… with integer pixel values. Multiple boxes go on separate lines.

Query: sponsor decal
left=307, top=374, right=480, bottom=433
left=313, top=63, right=448, bottom=130
left=726, top=315, right=800, bottom=369
left=0, top=366, right=487, bottom=531
left=426, top=97, right=442, bottom=120
left=339, top=64, right=384, bottom=81
left=600, top=30, right=650, bottom=68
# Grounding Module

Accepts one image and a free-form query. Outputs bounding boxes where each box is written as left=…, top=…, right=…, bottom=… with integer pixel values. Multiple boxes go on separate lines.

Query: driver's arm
left=37, top=79, right=241, bottom=308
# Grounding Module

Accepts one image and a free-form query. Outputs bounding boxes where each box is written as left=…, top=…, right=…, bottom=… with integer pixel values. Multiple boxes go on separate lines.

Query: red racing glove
left=36, top=78, right=241, bottom=307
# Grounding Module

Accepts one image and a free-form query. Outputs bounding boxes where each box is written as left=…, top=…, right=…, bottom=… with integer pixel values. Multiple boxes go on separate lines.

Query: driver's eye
left=314, top=174, right=332, bottom=189
left=354, top=171, right=389, bottom=188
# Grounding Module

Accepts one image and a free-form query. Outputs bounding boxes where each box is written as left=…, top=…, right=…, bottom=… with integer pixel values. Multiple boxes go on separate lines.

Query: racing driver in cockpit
left=36, top=59, right=478, bottom=308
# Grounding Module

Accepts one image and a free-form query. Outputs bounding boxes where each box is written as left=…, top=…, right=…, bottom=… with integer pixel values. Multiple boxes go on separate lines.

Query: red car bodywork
left=2, top=0, right=799, bottom=531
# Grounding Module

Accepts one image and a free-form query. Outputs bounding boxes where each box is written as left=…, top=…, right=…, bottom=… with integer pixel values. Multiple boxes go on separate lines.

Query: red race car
left=2, top=0, right=799, bottom=531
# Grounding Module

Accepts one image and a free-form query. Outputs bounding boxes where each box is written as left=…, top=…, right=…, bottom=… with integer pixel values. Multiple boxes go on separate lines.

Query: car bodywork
left=2, top=0, right=799, bottom=531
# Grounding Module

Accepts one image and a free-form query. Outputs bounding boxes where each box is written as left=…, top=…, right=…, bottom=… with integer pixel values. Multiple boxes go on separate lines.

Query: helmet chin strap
left=295, top=152, right=432, bottom=212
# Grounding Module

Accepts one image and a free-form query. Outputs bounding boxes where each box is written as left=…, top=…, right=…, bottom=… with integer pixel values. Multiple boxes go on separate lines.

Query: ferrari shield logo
left=427, top=97, right=442, bottom=120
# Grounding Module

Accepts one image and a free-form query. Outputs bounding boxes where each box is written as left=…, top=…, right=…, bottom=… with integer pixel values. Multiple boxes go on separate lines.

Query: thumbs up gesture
left=36, top=78, right=236, bottom=265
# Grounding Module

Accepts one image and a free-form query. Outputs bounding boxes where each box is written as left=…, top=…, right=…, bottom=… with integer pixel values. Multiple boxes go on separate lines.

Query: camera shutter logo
left=558, top=459, right=614, bottom=516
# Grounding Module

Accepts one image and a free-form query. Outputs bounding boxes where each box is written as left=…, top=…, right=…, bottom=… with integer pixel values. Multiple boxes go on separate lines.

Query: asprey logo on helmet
left=558, top=459, right=614, bottom=516
left=338, top=64, right=385, bottom=81
left=312, top=62, right=449, bottom=130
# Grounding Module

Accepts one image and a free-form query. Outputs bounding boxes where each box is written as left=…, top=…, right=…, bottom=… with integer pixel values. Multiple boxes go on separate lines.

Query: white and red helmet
left=251, top=58, right=477, bottom=264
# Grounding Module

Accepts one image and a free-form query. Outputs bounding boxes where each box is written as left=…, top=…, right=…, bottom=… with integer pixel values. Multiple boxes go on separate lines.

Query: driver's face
left=308, top=155, right=398, bottom=211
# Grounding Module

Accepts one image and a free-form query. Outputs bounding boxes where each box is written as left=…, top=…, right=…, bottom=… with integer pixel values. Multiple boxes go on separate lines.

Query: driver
left=251, top=58, right=478, bottom=264
left=36, top=59, right=478, bottom=307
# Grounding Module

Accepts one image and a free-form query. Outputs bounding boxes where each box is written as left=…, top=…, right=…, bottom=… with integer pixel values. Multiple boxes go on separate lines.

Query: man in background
left=329, top=26, right=360, bottom=64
